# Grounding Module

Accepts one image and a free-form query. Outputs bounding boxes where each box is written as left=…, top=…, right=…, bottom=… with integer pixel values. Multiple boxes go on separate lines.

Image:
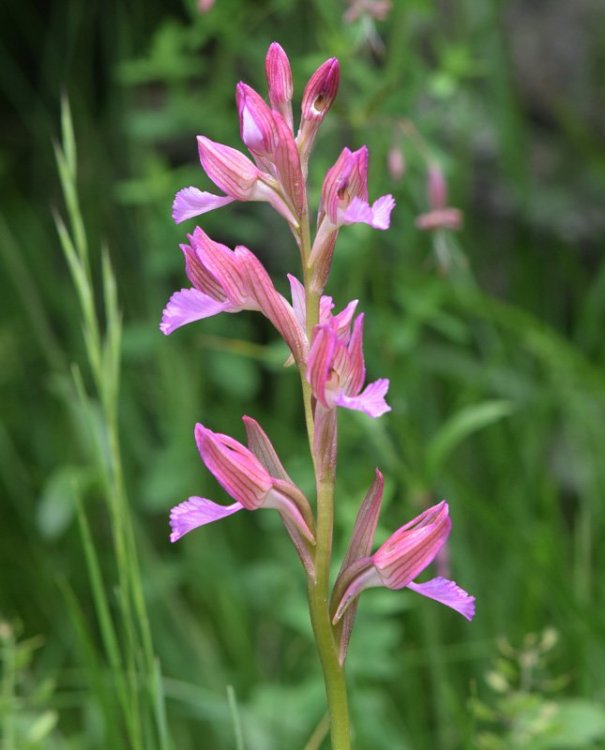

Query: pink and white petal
left=407, top=577, right=475, bottom=621
left=341, top=195, right=395, bottom=230
left=169, top=497, right=244, bottom=542
left=160, top=288, right=231, bottom=335
left=287, top=274, right=307, bottom=328
left=331, top=299, right=358, bottom=341
left=369, top=194, right=396, bottom=230
left=319, top=294, right=336, bottom=323
left=341, top=197, right=374, bottom=226
left=172, top=187, right=235, bottom=223
left=339, top=314, right=365, bottom=395
left=334, top=378, right=391, bottom=418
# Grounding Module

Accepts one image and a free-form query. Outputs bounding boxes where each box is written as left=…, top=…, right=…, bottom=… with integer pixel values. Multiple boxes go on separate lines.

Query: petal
left=338, top=314, right=365, bottom=395
left=160, top=288, right=231, bottom=335
left=197, top=136, right=260, bottom=199
left=242, top=415, right=292, bottom=482
left=334, top=378, right=391, bottom=418
left=195, top=424, right=272, bottom=509
left=237, top=248, right=306, bottom=362
left=172, top=187, right=234, bottom=223
left=341, top=194, right=395, bottom=229
left=287, top=274, right=306, bottom=328
left=348, top=146, right=369, bottom=203
left=407, top=577, right=476, bottom=621
left=372, top=502, right=450, bottom=588
left=332, top=469, right=384, bottom=664
left=169, top=497, right=243, bottom=542
left=306, top=325, right=337, bottom=408
left=369, top=194, right=396, bottom=229
left=236, top=82, right=277, bottom=156
left=330, top=299, right=358, bottom=341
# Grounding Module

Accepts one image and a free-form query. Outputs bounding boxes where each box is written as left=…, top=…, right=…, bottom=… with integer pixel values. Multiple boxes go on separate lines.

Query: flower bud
left=265, top=42, right=294, bottom=130
left=301, top=58, right=340, bottom=122
left=297, top=57, right=340, bottom=163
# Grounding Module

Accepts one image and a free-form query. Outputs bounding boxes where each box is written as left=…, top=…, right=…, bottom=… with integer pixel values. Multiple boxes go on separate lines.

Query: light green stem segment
left=297, top=198, right=352, bottom=750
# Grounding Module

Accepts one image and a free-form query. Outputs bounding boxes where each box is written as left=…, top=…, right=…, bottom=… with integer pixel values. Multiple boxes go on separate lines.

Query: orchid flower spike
left=170, top=421, right=316, bottom=572
left=160, top=226, right=306, bottom=363
left=332, top=501, right=475, bottom=624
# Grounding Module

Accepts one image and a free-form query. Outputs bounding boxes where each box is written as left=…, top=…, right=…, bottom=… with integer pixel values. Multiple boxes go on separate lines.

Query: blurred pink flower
left=344, top=0, right=392, bottom=23
left=197, top=0, right=214, bottom=12
left=416, top=164, right=462, bottom=231
left=387, top=144, right=405, bottom=182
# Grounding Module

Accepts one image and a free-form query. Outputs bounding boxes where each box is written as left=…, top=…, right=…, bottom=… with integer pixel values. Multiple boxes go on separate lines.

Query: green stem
left=307, top=476, right=351, bottom=750
left=297, top=192, right=351, bottom=749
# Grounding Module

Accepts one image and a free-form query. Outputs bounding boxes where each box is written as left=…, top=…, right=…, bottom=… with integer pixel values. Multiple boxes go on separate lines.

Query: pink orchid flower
left=309, top=146, right=395, bottom=288
left=160, top=226, right=305, bottom=363
left=306, top=313, right=390, bottom=418
left=173, top=136, right=299, bottom=227
left=332, top=500, right=475, bottom=624
left=170, top=422, right=315, bottom=552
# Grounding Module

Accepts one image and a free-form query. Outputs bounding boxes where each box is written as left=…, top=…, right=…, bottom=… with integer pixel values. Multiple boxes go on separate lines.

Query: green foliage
left=1, top=0, right=604, bottom=748
left=471, top=630, right=605, bottom=749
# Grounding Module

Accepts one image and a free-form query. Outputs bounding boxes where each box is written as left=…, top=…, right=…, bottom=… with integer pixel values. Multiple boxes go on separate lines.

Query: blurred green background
left=1, top=0, right=605, bottom=748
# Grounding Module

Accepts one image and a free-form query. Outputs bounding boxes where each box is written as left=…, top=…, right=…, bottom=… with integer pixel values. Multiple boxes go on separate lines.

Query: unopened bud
left=301, top=58, right=340, bottom=122
left=265, top=42, right=294, bottom=130
left=297, top=57, right=340, bottom=164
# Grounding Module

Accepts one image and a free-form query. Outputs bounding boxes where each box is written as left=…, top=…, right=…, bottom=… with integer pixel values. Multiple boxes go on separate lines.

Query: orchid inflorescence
left=162, top=42, right=474, bottom=747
